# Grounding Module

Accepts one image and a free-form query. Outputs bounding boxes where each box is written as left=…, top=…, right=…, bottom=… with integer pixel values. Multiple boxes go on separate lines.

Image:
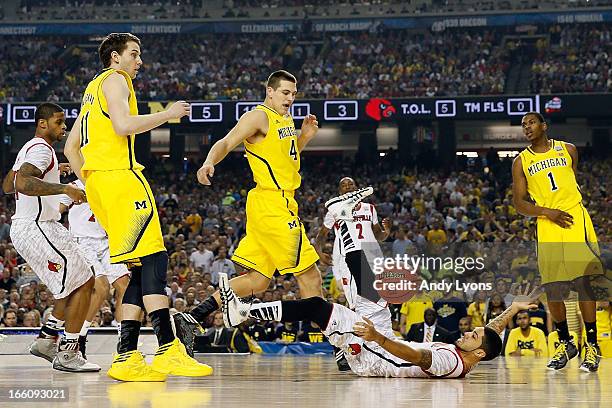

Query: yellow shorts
left=85, top=169, right=165, bottom=264
left=232, top=187, right=319, bottom=279
left=537, top=203, right=602, bottom=284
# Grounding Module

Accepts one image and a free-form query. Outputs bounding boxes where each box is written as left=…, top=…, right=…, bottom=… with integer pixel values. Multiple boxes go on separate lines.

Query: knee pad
left=141, top=251, right=169, bottom=296
left=123, top=266, right=145, bottom=308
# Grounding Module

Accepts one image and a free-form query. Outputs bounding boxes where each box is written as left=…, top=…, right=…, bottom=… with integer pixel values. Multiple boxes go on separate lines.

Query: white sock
left=47, top=314, right=65, bottom=330
left=79, top=320, right=92, bottom=337
left=65, top=332, right=79, bottom=341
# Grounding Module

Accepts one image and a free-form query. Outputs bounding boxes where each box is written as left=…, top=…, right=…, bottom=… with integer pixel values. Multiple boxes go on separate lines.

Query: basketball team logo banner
left=361, top=242, right=612, bottom=305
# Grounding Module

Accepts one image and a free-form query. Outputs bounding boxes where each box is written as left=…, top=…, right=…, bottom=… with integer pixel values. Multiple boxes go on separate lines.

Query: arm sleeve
left=428, top=347, right=462, bottom=377
left=22, top=144, right=53, bottom=174
left=323, top=210, right=335, bottom=229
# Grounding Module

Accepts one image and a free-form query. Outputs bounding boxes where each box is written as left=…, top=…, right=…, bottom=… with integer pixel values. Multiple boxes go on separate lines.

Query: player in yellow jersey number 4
left=192, top=70, right=323, bottom=329
left=512, top=112, right=604, bottom=372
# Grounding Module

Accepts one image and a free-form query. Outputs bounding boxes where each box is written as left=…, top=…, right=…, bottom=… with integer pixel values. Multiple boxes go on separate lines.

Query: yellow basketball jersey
left=244, top=105, right=301, bottom=191
left=520, top=139, right=582, bottom=211
left=79, top=68, right=143, bottom=178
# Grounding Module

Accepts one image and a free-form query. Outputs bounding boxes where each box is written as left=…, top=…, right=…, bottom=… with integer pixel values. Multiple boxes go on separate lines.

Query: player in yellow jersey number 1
left=192, top=70, right=323, bottom=329
left=512, top=112, right=603, bottom=372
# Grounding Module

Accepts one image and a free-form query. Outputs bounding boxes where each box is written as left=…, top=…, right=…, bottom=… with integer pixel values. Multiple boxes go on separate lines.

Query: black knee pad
left=141, top=251, right=169, bottom=296
left=123, top=266, right=145, bottom=308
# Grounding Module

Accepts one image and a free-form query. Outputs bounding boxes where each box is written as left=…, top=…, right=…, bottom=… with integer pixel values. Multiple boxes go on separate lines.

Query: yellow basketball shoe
left=151, top=338, right=213, bottom=377
left=107, top=350, right=167, bottom=382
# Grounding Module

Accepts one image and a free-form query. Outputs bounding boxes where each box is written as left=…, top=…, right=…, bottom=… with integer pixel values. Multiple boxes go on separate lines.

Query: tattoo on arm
left=418, top=349, right=433, bottom=370
left=486, top=306, right=514, bottom=335
left=16, top=163, right=66, bottom=197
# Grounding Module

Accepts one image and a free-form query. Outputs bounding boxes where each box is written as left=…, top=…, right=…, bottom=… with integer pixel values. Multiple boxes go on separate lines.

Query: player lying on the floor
left=220, top=272, right=538, bottom=378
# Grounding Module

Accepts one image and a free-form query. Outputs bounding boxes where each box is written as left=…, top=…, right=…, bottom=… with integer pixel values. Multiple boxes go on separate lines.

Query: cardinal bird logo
left=365, top=98, right=396, bottom=121
left=348, top=343, right=362, bottom=355
left=48, top=261, right=62, bottom=273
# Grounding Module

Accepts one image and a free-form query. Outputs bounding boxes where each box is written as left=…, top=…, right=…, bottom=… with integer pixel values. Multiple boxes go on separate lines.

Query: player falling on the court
left=64, top=32, right=211, bottom=381
left=218, top=186, right=539, bottom=377
left=315, top=177, right=391, bottom=370
left=3, top=103, right=100, bottom=372
left=512, top=112, right=603, bottom=372
left=189, top=70, right=323, bottom=332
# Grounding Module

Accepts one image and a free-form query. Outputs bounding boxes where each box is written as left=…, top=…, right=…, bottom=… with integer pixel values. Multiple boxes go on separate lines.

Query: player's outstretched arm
left=486, top=297, right=538, bottom=336
left=297, top=114, right=319, bottom=151
left=373, top=218, right=391, bottom=241
left=15, top=163, right=86, bottom=203
left=511, top=155, right=572, bottom=228
left=64, top=112, right=86, bottom=183
left=2, top=170, right=15, bottom=194
left=354, top=317, right=433, bottom=370
left=103, top=73, right=189, bottom=136
left=197, top=109, right=267, bottom=185
left=314, top=225, right=332, bottom=265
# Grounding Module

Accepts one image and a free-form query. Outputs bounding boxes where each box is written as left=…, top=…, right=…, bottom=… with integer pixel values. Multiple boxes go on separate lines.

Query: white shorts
left=75, top=236, right=130, bottom=284
left=324, top=303, right=428, bottom=378
left=10, top=220, right=94, bottom=299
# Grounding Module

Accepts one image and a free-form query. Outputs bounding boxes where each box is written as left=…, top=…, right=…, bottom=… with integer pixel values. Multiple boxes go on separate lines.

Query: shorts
left=537, top=203, right=603, bottom=284
left=85, top=169, right=165, bottom=264
left=10, top=220, right=94, bottom=299
left=232, top=187, right=319, bottom=279
left=324, top=303, right=425, bottom=377
left=76, top=236, right=130, bottom=284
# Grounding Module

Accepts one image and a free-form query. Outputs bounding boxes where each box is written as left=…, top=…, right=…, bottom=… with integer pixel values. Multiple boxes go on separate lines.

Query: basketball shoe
left=546, top=339, right=578, bottom=370
left=52, top=338, right=101, bottom=373
left=325, top=187, right=374, bottom=221
left=151, top=338, right=213, bottom=377
left=173, top=312, right=205, bottom=357
left=29, top=336, right=58, bottom=363
left=219, top=272, right=251, bottom=327
left=579, top=342, right=601, bottom=372
left=107, top=350, right=167, bottom=382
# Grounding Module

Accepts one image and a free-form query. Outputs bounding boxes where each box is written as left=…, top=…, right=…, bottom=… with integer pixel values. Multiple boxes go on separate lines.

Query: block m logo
left=135, top=200, right=148, bottom=210
left=287, top=220, right=298, bottom=229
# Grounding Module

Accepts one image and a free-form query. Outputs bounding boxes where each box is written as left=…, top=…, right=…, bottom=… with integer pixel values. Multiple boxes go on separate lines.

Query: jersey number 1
left=547, top=172, right=558, bottom=191
left=80, top=111, right=90, bottom=147
left=289, top=139, right=297, bottom=161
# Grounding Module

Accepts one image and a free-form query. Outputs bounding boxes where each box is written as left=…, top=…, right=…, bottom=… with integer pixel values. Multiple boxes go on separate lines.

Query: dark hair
left=98, top=33, right=141, bottom=68
left=267, top=70, right=297, bottom=89
left=34, top=103, right=63, bottom=125
left=523, top=111, right=546, bottom=124
left=516, top=310, right=530, bottom=318
left=480, top=327, right=503, bottom=361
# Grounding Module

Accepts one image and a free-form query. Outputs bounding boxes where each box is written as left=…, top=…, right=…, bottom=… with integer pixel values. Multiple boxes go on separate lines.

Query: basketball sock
left=556, top=320, right=571, bottom=342
left=190, top=296, right=219, bottom=324
left=79, top=320, right=92, bottom=337
left=59, top=332, right=79, bottom=351
left=584, top=321, right=597, bottom=344
left=40, top=314, right=64, bottom=338
left=149, top=308, right=175, bottom=346
left=250, top=298, right=333, bottom=330
left=117, top=320, right=141, bottom=353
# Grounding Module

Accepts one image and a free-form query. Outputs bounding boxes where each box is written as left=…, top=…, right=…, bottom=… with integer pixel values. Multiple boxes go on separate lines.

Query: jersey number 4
left=289, top=139, right=297, bottom=161
left=547, top=172, right=559, bottom=191
left=80, top=112, right=90, bottom=147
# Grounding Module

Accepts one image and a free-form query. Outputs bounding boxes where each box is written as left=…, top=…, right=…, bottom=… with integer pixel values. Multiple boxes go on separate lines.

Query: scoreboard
left=3, top=94, right=610, bottom=126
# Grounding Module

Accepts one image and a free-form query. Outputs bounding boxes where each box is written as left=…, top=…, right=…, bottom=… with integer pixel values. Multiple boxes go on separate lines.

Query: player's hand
left=197, top=163, right=215, bottom=186
left=542, top=208, right=573, bottom=228
left=382, top=218, right=392, bottom=232
left=59, top=163, right=72, bottom=176
left=166, top=101, right=190, bottom=120
left=510, top=295, right=539, bottom=314
left=353, top=316, right=380, bottom=342
left=300, top=114, right=319, bottom=140
left=64, top=184, right=86, bottom=204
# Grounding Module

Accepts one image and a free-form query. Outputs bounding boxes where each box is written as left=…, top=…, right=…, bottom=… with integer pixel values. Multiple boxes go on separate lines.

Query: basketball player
left=8, top=103, right=100, bottom=372
left=221, top=267, right=537, bottom=377
left=64, top=32, right=211, bottom=381
left=192, top=70, right=322, bottom=327
left=315, top=177, right=391, bottom=370
left=512, top=111, right=603, bottom=372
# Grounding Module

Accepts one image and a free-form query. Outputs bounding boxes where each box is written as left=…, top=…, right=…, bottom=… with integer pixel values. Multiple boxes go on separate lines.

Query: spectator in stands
left=209, top=246, right=236, bottom=286
left=0, top=215, right=10, bottom=242
left=433, top=289, right=468, bottom=338
left=0, top=269, right=16, bottom=292
left=405, top=308, right=455, bottom=344
left=505, top=310, right=548, bottom=357
left=1, top=309, right=17, bottom=327
left=458, top=316, right=472, bottom=335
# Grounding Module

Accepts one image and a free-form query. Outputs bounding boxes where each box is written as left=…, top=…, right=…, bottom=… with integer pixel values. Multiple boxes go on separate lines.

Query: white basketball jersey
left=323, top=203, right=379, bottom=256
left=11, top=138, right=61, bottom=222
left=391, top=341, right=466, bottom=378
left=59, top=180, right=106, bottom=239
